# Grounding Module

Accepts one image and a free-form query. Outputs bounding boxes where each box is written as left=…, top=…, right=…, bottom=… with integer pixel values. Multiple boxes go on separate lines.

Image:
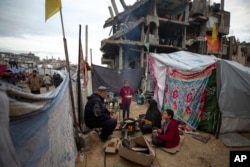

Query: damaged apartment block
left=101, top=0, right=230, bottom=69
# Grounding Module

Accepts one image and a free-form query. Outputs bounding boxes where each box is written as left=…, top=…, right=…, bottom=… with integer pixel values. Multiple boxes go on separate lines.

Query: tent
left=0, top=72, right=78, bottom=167
left=148, top=51, right=250, bottom=135
left=216, top=60, right=250, bottom=133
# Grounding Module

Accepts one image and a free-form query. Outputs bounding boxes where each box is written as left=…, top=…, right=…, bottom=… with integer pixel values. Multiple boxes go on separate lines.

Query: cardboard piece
left=159, top=135, right=184, bottom=154
left=103, top=138, right=119, bottom=153
left=118, top=136, right=155, bottom=166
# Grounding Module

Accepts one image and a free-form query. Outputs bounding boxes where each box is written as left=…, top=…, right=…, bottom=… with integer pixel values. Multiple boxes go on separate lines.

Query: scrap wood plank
left=192, top=134, right=211, bottom=143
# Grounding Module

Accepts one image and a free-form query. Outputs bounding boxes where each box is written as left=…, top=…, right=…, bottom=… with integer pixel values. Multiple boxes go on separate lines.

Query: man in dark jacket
left=84, top=86, right=117, bottom=141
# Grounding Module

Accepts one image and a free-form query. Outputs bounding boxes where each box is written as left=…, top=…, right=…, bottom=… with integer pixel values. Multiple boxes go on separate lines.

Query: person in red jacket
left=120, top=80, right=134, bottom=120
left=152, top=109, right=180, bottom=148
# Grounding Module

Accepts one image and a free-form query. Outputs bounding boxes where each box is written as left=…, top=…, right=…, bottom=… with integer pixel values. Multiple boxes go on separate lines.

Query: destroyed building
left=100, top=0, right=231, bottom=69
left=223, top=36, right=250, bottom=67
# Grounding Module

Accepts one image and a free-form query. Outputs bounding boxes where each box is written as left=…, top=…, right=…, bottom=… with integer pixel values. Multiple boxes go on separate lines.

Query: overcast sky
left=0, top=0, right=250, bottom=65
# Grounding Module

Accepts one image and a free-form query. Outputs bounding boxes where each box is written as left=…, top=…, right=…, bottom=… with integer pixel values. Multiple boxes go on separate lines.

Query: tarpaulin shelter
left=216, top=60, right=250, bottom=133
left=0, top=72, right=77, bottom=167
left=148, top=51, right=250, bottom=135
left=92, top=64, right=144, bottom=95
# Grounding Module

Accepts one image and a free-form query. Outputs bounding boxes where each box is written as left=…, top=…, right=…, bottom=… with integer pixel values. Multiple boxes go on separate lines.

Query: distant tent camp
left=148, top=51, right=250, bottom=136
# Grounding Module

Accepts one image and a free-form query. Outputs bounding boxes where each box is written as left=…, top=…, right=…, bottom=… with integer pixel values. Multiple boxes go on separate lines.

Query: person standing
left=84, top=86, right=117, bottom=142
left=120, top=80, right=134, bottom=120
left=27, top=70, right=41, bottom=94
left=152, top=109, right=180, bottom=148
left=53, top=73, right=63, bottom=88
left=43, top=74, right=51, bottom=91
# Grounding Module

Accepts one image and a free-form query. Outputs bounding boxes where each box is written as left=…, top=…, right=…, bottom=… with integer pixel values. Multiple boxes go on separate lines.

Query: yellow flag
left=211, top=23, right=217, bottom=44
left=45, top=0, right=62, bottom=21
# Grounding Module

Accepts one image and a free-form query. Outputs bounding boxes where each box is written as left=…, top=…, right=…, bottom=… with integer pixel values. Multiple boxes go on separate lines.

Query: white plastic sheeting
left=150, top=51, right=217, bottom=71
left=217, top=60, right=250, bottom=133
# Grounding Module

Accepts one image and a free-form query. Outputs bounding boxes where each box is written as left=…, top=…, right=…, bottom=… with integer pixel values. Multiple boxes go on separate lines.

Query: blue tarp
left=1, top=72, right=77, bottom=167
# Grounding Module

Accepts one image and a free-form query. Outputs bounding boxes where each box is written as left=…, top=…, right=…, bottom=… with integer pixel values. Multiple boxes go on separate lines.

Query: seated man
left=152, top=109, right=180, bottom=148
left=84, top=86, right=117, bottom=142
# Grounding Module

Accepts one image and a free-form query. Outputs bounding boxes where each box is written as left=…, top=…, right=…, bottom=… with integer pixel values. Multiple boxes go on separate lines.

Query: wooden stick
left=59, top=9, right=78, bottom=127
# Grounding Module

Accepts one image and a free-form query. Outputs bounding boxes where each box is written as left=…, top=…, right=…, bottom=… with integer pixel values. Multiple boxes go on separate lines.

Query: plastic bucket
left=137, top=95, right=144, bottom=105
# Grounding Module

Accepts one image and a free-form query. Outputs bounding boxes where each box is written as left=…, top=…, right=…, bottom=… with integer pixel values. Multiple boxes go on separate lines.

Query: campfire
left=121, top=118, right=136, bottom=137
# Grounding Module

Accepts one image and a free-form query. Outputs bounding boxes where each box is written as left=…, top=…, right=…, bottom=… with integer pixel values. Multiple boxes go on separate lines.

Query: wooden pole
left=85, top=25, right=89, bottom=96
left=59, top=9, right=78, bottom=128
left=77, top=24, right=83, bottom=127
left=90, top=49, right=93, bottom=65
left=85, top=25, right=88, bottom=63
left=90, top=48, right=93, bottom=94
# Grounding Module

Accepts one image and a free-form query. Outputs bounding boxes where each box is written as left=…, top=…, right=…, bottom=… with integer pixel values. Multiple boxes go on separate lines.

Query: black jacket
left=84, top=93, right=111, bottom=127
left=145, top=99, right=162, bottom=128
left=145, top=108, right=162, bottom=128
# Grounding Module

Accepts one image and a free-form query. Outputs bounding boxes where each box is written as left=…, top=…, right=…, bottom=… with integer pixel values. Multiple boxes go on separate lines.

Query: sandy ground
left=75, top=101, right=250, bottom=167
left=17, top=81, right=54, bottom=93
left=17, top=82, right=250, bottom=167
